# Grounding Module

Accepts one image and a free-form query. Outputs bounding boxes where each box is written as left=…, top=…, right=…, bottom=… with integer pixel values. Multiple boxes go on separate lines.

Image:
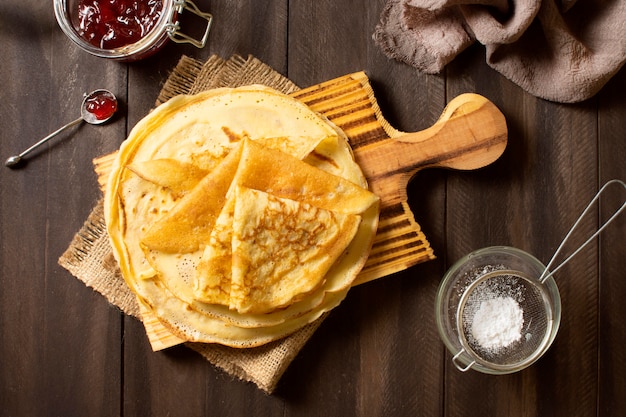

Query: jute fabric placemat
left=59, top=54, right=328, bottom=394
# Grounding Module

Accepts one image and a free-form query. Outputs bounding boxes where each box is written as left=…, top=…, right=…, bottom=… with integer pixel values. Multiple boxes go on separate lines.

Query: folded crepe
left=199, top=184, right=361, bottom=314
left=189, top=139, right=374, bottom=313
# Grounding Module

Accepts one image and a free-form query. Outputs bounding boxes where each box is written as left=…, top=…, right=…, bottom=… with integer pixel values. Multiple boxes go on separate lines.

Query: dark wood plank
left=0, top=6, right=52, bottom=413
left=1, top=2, right=125, bottom=416
left=597, top=66, right=626, bottom=415
left=43, top=22, right=128, bottom=417
left=211, top=0, right=289, bottom=73
left=444, top=44, right=604, bottom=416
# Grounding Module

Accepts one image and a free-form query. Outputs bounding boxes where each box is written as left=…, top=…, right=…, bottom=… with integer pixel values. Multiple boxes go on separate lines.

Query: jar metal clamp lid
left=166, top=0, right=213, bottom=49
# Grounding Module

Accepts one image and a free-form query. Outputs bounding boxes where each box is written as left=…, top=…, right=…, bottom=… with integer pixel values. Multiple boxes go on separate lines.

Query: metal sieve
left=454, top=269, right=554, bottom=372
left=437, top=179, right=625, bottom=374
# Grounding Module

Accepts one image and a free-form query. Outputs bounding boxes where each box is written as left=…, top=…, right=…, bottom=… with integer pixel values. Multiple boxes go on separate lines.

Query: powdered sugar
left=471, top=296, right=524, bottom=350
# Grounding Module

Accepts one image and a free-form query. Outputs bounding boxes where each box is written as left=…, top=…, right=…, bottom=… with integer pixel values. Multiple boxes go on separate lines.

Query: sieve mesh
left=457, top=270, right=552, bottom=369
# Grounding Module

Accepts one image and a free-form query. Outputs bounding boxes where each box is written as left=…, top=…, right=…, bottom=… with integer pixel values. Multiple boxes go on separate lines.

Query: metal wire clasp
left=452, top=348, right=476, bottom=372
left=166, top=0, right=213, bottom=48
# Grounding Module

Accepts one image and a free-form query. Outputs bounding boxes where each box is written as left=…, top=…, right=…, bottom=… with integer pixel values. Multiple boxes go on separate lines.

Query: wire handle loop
left=539, top=179, right=626, bottom=283
left=452, top=348, right=476, bottom=372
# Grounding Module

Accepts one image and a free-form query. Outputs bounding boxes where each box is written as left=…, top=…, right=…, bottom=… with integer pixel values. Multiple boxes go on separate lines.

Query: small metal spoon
left=5, top=89, right=118, bottom=168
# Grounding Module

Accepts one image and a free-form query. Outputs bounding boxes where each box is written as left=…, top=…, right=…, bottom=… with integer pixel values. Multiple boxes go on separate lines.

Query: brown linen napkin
left=59, top=54, right=324, bottom=394
left=373, top=0, right=626, bottom=103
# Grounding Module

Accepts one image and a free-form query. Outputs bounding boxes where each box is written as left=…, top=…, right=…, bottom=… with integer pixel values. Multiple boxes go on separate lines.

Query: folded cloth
left=374, top=0, right=626, bottom=103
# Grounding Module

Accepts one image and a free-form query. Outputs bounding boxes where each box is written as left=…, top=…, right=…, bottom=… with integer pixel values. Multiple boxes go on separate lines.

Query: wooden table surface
left=1, top=1, right=625, bottom=416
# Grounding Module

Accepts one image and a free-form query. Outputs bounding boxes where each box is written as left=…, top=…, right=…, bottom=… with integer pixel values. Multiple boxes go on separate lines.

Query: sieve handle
left=452, top=349, right=476, bottom=372
left=539, top=179, right=626, bottom=283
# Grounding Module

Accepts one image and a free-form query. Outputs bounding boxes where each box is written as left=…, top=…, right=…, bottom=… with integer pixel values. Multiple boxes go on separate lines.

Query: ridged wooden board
left=94, top=71, right=507, bottom=350
left=290, top=72, right=507, bottom=284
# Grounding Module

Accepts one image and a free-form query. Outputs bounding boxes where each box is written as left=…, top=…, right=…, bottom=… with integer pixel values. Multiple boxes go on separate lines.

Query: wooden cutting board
left=95, top=71, right=507, bottom=350
left=290, top=72, right=507, bottom=285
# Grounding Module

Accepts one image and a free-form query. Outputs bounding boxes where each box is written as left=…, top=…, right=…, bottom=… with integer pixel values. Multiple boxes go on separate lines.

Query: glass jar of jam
left=54, top=0, right=212, bottom=61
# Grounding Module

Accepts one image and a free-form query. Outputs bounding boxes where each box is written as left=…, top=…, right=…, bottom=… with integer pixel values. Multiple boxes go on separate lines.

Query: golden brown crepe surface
left=104, top=85, right=379, bottom=347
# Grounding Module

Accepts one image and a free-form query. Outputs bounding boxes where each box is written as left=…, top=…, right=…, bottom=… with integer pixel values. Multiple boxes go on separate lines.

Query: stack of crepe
left=104, top=85, right=380, bottom=348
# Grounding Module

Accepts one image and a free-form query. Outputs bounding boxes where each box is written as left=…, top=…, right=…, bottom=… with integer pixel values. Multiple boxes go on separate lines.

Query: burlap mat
left=59, top=54, right=331, bottom=394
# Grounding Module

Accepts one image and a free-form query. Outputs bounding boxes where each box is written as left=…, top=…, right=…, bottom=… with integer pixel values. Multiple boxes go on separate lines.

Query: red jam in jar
left=85, top=91, right=118, bottom=120
left=76, top=0, right=164, bottom=49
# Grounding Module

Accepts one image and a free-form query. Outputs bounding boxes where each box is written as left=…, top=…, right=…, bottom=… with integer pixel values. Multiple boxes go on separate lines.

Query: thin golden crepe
left=201, top=184, right=361, bottom=314
left=126, top=159, right=208, bottom=198
left=186, top=139, right=369, bottom=313
left=104, top=85, right=379, bottom=347
left=142, top=139, right=373, bottom=313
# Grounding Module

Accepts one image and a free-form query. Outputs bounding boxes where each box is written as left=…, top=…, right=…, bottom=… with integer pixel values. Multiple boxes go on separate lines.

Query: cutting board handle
left=293, top=74, right=507, bottom=283
left=353, top=93, right=508, bottom=208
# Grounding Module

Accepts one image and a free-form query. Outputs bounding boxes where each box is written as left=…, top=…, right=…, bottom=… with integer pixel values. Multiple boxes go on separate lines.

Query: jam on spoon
left=84, top=91, right=118, bottom=121
left=5, top=90, right=118, bottom=168
left=76, top=0, right=164, bottom=49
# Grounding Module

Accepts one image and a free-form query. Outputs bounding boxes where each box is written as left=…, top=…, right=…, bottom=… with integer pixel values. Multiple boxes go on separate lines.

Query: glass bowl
left=435, top=246, right=561, bottom=374
left=53, top=0, right=212, bottom=61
